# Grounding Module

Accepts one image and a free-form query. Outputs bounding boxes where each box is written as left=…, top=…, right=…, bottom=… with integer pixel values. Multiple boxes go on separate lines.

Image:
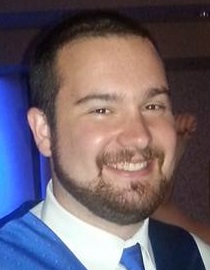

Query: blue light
left=0, top=74, right=36, bottom=218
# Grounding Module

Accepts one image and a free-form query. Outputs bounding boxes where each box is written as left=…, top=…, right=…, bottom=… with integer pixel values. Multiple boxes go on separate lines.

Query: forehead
left=57, top=35, right=163, bottom=71
left=55, top=35, right=167, bottom=99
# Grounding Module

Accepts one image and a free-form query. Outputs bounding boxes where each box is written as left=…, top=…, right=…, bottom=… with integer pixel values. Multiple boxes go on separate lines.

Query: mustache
left=96, top=147, right=165, bottom=170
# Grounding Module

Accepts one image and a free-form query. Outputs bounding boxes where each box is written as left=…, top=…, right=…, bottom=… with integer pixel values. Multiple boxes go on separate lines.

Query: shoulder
left=149, top=219, right=208, bottom=269
left=149, top=218, right=201, bottom=256
left=0, top=208, right=87, bottom=270
left=0, top=200, right=40, bottom=227
left=0, top=210, right=45, bottom=244
left=0, top=202, right=57, bottom=252
left=191, top=233, right=210, bottom=270
left=149, top=218, right=195, bottom=240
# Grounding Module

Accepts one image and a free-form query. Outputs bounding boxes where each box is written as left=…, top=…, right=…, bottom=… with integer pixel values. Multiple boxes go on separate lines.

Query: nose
left=117, top=113, right=152, bottom=149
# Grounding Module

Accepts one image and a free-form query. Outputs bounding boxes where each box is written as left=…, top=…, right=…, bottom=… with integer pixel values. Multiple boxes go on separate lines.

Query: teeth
left=108, top=161, right=148, bottom=172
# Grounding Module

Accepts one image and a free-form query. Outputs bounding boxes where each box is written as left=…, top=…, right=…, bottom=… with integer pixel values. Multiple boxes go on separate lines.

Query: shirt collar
left=32, top=180, right=156, bottom=270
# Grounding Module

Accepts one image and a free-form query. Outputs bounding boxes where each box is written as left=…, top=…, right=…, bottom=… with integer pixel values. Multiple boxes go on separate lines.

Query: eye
left=145, top=103, right=166, bottom=111
left=92, top=108, right=111, bottom=115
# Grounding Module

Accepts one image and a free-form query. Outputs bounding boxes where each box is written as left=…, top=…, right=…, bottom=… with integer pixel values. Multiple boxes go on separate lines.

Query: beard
left=51, top=133, right=170, bottom=225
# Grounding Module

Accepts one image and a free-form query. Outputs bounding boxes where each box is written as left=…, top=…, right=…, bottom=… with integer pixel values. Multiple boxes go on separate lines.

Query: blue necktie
left=120, top=243, right=145, bottom=270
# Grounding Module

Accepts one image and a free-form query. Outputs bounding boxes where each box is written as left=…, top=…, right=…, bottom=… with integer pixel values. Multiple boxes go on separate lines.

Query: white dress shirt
left=31, top=181, right=210, bottom=270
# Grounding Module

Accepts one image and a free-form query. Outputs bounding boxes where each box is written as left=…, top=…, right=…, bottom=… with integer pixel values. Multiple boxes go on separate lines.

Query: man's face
left=50, top=36, right=177, bottom=224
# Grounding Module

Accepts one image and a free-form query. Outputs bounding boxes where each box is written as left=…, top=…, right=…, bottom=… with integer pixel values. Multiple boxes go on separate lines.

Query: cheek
left=73, top=122, right=111, bottom=150
left=157, top=123, right=177, bottom=176
left=162, top=122, right=176, bottom=148
left=57, top=121, right=113, bottom=168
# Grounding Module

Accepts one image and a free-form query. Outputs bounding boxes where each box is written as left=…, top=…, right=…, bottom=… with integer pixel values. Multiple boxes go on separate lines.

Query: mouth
left=98, top=148, right=163, bottom=179
left=106, top=160, right=149, bottom=172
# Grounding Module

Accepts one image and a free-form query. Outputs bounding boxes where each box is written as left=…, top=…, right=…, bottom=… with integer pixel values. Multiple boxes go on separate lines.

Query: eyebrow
left=146, top=87, right=171, bottom=99
left=74, top=87, right=170, bottom=106
left=74, top=93, right=122, bottom=105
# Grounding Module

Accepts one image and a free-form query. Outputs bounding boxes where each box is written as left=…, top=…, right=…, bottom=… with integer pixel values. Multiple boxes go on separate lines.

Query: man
left=0, top=10, right=209, bottom=269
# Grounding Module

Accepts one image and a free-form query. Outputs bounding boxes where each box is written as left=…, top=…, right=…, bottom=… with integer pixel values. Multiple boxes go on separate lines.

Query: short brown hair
left=29, top=10, right=158, bottom=128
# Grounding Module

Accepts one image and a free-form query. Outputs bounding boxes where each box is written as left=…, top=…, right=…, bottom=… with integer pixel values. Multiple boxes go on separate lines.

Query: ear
left=27, top=108, right=52, bottom=157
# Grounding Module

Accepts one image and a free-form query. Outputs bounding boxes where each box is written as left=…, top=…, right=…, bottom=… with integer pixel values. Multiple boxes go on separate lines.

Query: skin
left=28, top=36, right=177, bottom=239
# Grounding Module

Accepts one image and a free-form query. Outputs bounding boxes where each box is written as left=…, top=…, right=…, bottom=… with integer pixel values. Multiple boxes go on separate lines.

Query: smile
left=107, top=161, right=148, bottom=172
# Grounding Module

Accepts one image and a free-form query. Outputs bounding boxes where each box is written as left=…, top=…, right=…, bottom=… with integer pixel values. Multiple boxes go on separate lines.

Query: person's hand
left=174, top=113, right=197, bottom=166
left=175, top=113, right=197, bottom=140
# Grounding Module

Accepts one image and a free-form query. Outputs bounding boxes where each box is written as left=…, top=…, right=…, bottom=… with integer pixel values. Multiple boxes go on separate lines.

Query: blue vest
left=0, top=211, right=205, bottom=270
